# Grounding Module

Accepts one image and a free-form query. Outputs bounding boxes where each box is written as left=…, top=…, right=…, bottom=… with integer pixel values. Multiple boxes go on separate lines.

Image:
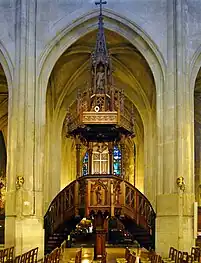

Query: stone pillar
left=5, top=0, right=44, bottom=258
left=156, top=0, right=195, bottom=256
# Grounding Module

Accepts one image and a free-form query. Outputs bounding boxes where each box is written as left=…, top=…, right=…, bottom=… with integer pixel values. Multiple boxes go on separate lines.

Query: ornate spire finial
left=93, top=0, right=108, bottom=65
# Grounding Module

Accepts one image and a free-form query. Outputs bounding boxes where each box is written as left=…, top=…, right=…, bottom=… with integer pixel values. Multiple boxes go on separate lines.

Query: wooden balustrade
left=44, top=175, right=156, bottom=253
left=44, top=181, right=76, bottom=236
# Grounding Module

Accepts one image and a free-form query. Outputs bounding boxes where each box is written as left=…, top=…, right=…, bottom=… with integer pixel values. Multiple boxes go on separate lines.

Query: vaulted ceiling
left=47, top=29, right=156, bottom=137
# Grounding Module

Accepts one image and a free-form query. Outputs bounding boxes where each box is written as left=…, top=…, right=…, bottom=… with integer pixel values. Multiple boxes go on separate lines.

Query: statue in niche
left=96, top=65, right=105, bottom=93
left=114, top=182, right=121, bottom=204
left=95, top=186, right=102, bottom=205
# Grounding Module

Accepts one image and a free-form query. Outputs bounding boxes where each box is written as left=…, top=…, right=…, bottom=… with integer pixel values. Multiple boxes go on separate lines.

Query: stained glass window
left=92, top=151, right=108, bottom=174
left=113, top=146, right=121, bottom=176
left=82, top=152, right=88, bottom=176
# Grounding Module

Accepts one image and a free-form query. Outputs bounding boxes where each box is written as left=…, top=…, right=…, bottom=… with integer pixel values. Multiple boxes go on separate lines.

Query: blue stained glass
left=82, top=152, right=88, bottom=176
left=113, top=146, right=121, bottom=176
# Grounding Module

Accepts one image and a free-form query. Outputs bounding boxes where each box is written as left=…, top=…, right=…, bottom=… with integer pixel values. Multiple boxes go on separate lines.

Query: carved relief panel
left=89, top=179, right=110, bottom=208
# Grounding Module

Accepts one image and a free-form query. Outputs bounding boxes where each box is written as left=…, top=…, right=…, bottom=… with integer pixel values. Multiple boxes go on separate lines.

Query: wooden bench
left=13, top=247, right=38, bottom=263
left=163, top=247, right=201, bottom=263
left=75, top=248, right=82, bottom=263
left=191, top=247, right=200, bottom=262
left=116, top=248, right=137, bottom=263
left=101, top=253, right=107, bottom=263
left=0, top=246, right=15, bottom=263
left=116, top=247, right=130, bottom=263
left=68, top=248, right=82, bottom=263
left=44, top=247, right=61, bottom=263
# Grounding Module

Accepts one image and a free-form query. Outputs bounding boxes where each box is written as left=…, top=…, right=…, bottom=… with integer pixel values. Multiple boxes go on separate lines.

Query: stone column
left=5, top=0, right=44, bottom=258
left=156, top=0, right=195, bottom=256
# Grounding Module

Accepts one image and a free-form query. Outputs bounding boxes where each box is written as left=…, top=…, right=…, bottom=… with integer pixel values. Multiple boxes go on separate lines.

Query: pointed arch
left=38, top=10, right=165, bottom=208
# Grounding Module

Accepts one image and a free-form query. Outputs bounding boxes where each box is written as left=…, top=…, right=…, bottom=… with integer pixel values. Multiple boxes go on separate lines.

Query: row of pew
left=43, top=240, right=82, bottom=263
left=149, top=253, right=164, bottom=263
left=148, top=246, right=201, bottom=263
left=165, top=247, right=200, bottom=263
left=14, top=248, right=38, bottom=263
left=0, top=245, right=62, bottom=263
left=0, top=247, right=38, bottom=263
left=0, top=247, right=14, bottom=263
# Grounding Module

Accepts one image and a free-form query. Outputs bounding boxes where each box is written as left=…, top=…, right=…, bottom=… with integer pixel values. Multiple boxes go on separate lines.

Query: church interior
left=0, top=0, right=201, bottom=263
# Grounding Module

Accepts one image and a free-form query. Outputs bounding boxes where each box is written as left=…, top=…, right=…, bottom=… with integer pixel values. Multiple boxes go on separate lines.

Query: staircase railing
left=44, top=180, right=77, bottom=236
left=44, top=175, right=156, bottom=249
left=123, top=181, right=155, bottom=235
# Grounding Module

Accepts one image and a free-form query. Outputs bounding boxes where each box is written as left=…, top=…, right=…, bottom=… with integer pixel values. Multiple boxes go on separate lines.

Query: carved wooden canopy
left=65, top=1, right=135, bottom=142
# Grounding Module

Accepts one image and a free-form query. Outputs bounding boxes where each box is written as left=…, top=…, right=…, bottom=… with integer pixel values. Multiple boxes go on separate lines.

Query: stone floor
left=62, top=247, right=146, bottom=263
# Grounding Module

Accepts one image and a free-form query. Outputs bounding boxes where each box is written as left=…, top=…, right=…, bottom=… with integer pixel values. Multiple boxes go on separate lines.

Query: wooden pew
left=130, top=253, right=136, bottom=263
left=182, top=252, right=188, bottom=263
left=68, top=248, right=82, bottom=263
left=13, top=247, right=38, bottom=263
left=164, top=247, right=178, bottom=263
left=187, top=255, right=194, bottom=263
left=116, top=247, right=131, bottom=263
left=176, top=251, right=183, bottom=263
left=74, top=249, right=82, bottom=263
left=0, top=246, right=15, bottom=263
left=125, top=248, right=130, bottom=262
left=44, top=247, right=61, bottom=263
left=101, top=253, right=107, bottom=263
left=191, top=247, right=200, bottom=262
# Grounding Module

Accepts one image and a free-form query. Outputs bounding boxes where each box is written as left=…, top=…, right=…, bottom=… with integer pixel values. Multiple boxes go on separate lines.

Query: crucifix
left=95, top=0, right=107, bottom=15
